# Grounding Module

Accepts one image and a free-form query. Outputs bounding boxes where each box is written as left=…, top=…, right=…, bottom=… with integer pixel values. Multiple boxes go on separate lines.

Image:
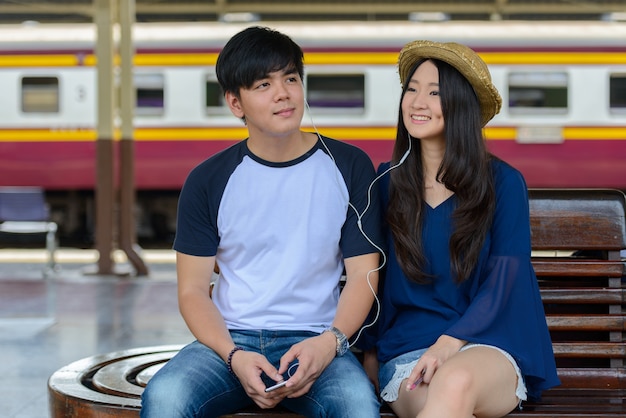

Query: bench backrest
left=529, top=188, right=626, bottom=252
left=0, top=187, right=50, bottom=222
left=528, top=188, right=626, bottom=389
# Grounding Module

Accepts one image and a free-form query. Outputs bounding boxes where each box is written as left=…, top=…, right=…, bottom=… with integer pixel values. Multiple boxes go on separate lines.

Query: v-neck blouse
left=361, top=159, right=560, bottom=401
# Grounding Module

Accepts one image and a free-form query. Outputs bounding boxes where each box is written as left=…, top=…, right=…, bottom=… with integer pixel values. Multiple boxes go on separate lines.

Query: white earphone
left=304, top=97, right=412, bottom=345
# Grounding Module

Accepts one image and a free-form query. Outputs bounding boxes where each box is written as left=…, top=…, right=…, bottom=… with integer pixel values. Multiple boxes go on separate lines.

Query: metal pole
left=94, top=0, right=115, bottom=275
left=118, top=0, right=148, bottom=276
left=119, top=0, right=148, bottom=276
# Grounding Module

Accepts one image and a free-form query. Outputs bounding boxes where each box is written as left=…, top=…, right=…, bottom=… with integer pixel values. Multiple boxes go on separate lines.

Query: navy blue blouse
left=362, top=158, right=560, bottom=401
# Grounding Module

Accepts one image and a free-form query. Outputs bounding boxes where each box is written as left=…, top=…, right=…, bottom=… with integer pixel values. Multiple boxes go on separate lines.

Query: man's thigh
left=281, top=352, right=380, bottom=417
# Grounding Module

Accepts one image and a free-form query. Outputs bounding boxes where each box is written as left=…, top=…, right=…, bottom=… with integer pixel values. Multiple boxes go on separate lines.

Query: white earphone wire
left=304, top=98, right=411, bottom=346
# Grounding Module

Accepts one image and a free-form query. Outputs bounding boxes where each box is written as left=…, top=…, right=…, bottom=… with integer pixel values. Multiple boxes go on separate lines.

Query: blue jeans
left=140, top=330, right=380, bottom=418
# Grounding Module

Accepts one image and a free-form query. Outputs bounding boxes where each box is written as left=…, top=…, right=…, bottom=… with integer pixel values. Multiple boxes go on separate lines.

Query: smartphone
left=264, top=380, right=288, bottom=392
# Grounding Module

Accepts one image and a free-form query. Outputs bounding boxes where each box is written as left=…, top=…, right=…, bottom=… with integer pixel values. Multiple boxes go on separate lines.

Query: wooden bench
left=48, top=188, right=626, bottom=417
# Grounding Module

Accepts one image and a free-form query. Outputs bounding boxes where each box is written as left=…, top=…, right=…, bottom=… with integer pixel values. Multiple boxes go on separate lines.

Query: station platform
left=0, top=248, right=193, bottom=418
left=5, top=247, right=624, bottom=418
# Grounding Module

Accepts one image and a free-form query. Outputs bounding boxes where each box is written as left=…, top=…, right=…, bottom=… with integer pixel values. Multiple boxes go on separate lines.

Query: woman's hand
left=405, top=335, right=466, bottom=391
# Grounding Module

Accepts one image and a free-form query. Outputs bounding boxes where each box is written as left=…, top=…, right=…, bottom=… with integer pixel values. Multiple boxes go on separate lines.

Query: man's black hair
left=216, top=26, right=304, bottom=96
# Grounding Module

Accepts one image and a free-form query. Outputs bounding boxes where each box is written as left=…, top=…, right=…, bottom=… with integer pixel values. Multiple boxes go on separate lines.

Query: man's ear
left=225, top=91, right=244, bottom=119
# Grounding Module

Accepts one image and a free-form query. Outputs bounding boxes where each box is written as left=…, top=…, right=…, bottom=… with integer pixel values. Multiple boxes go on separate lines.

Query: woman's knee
left=428, top=363, right=476, bottom=406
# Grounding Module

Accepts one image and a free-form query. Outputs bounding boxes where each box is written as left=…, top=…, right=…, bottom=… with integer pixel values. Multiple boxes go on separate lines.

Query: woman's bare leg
left=388, top=346, right=519, bottom=418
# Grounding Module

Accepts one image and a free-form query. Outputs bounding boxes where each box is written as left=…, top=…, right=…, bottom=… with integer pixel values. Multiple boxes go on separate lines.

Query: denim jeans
left=140, top=330, right=380, bottom=418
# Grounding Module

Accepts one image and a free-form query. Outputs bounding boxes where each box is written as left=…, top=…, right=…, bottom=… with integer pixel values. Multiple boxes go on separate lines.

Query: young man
left=140, top=26, right=382, bottom=417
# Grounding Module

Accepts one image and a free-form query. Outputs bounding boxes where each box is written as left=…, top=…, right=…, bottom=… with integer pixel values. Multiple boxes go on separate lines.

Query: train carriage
left=1, top=20, right=625, bottom=241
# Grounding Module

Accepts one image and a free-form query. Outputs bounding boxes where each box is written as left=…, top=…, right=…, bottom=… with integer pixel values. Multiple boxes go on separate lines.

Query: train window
left=306, top=74, right=365, bottom=114
left=205, top=78, right=228, bottom=114
left=609, top=74, right=626, bottom=113
left=135, top=73, right=164, bottom=116
left=508, top=72, right=568, bottom=115
left=21, top=77, right=59, bottom=113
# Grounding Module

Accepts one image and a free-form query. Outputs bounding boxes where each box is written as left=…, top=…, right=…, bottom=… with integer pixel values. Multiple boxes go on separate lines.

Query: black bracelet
left=226, top=346, right=244, bottom=376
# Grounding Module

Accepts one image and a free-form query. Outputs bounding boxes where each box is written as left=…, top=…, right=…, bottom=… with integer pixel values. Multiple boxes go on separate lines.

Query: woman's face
left=401, top=60, right=445, bottom=143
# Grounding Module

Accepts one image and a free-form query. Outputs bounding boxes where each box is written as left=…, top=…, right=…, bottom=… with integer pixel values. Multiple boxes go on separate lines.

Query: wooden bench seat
left=48, top=188, right=626, bottom=417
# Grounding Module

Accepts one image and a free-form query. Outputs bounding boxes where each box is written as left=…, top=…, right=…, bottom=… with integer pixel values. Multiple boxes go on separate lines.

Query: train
left=1, top=19, right=625, bottom=244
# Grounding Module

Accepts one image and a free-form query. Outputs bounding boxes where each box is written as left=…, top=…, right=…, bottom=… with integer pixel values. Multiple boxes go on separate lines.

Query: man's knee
left=141, top=375, right=193, bottom=417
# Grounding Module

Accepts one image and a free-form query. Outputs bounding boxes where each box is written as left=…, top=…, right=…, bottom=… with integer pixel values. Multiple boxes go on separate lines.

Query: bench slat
left=547, top=315, right=625, bottom=331
left=553, top=343, right=626, bottom=358
left=540, top=288, right=625, bottom=304
left=556, top=368, right=626, bottom=389
left=533, top=260, right=624, bottom=277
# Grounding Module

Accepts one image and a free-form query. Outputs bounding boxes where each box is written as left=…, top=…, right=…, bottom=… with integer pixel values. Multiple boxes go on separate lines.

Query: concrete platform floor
left=0, top=248, right=193, bottom=418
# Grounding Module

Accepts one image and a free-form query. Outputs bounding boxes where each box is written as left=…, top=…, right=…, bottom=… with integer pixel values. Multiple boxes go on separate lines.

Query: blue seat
left=0, top=187, right=58, bottom=276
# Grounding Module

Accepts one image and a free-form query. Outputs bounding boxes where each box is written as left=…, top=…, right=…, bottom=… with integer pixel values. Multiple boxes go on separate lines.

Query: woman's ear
left=225, top=91, right=244, bottom=119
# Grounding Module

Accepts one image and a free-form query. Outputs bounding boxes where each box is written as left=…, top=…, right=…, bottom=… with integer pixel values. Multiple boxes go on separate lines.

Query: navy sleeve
left=445, top=162, right=560, bottom=400
left=325, top=137, right=384, bottom=258
left=173, top=142, right=245, bottom=257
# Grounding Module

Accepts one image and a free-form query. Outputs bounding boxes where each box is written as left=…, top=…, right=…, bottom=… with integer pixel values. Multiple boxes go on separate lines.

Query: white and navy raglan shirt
left=173, top=135, right=382, bottom=332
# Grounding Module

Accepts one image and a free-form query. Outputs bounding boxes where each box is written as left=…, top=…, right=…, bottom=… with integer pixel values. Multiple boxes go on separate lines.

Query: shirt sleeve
left=330, top=138, right=384, bottom=259
left=445, top=164, right=560, bottom=400
left=173, top=144, right=243, bottom=257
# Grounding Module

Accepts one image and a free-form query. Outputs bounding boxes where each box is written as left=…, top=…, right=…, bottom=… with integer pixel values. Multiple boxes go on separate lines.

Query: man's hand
left=273, top=332, right=337, bottom=398
left=230, top=350, right=286, bottom=409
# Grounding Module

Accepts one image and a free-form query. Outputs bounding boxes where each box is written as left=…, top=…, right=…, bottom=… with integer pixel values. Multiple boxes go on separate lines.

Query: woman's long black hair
left=387, top=59, right=496, bottom=284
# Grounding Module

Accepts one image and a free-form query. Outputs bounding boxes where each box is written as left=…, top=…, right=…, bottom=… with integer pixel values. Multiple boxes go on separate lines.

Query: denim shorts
left=378, top=344, right=527, bottom=403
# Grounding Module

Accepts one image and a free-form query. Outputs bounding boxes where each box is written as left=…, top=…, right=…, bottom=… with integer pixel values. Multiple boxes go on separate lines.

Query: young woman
left=361, top=40, right=560, bottom=418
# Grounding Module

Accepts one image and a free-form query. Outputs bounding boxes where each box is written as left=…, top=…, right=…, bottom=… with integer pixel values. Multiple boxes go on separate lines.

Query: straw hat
left=398, top=40, right=502, bottom=126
